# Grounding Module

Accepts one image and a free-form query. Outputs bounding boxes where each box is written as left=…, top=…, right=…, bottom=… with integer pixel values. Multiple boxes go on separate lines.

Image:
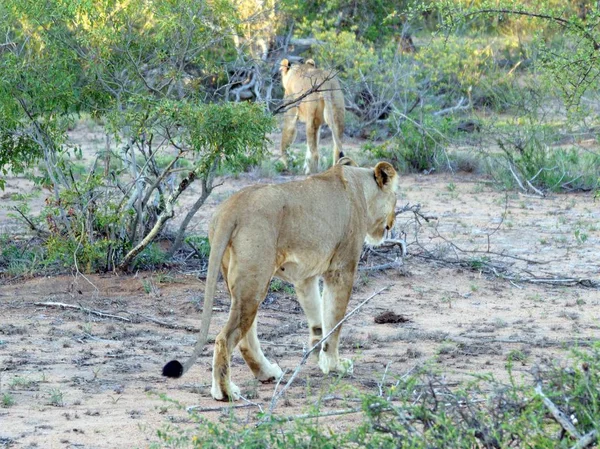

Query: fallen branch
left=187, top=403, right=253, bottom=413
left=33, top=301, right=221, bottom=331
left=265, top=285, right=391, bottom=416
left=433, top=97, right=470, bottom=116
left=133, top=314, right=200, bottom=332
left=34, top=301, right=131, bottom=322
left=571, top=430, right=598, bottom=449
left=358, top=260, right=403, bottom=272
left=535, top=384, right=581, bottom=439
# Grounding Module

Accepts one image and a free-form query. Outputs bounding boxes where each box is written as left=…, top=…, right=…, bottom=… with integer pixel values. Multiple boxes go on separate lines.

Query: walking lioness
left=163, top=159, right=398, bottom=401
left=279, top=58, right=345, bottom=174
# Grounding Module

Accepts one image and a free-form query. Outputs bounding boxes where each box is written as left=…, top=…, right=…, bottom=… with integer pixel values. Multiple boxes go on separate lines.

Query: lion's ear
left=305, top=58, right=316, bottom=67
left=337, top=156, right=358, bottom=167
left=374, top=162, right=398, bottom=191
left=280, top=58, right=290, bottom=74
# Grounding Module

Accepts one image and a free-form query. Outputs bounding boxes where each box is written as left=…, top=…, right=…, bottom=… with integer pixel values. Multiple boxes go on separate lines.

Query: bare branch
left=265, top=285, right=391, bottom=417
left=272, top=69, right=341, bottom=115
left=433, top=97, right=471, bottom=116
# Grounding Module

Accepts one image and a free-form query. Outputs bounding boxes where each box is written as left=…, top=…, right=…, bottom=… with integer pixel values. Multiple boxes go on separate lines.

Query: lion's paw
left=211, top=381, right=241, bottom=402
left=318, top=350, right=335, bottom=375
left=318, top=351, right=353, bottom=376
left=258, top=361, right=283, bottom=383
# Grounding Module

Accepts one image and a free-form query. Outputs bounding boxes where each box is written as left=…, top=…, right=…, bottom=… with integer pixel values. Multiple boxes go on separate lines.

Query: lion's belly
left=274, top=254, right=330, bottom=284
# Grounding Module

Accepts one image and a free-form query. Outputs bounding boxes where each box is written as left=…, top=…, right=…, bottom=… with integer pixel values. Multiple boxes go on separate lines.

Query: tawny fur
left=163, top=159, right=398, bottom=401
left=279, top=58, right=345, bottom=175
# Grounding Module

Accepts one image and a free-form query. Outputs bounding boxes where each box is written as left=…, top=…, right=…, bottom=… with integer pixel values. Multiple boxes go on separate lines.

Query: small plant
left=440, top=295, right=452, bottom=308
left=446, top=182, right=456, bottom=192
left=82, top=322, right=93, bottom=335
left=269, top=278, right=285, bottom=292
left=1, top=393, right=15, bottom=408
left=506, top=349, right=528, bottom=363
left=269, top=279, right=295, bottom=295
left=142, top=279, right=158, bottom=295
left=9, top=376, right=35, bottom=390
left=185, top=236, right=211, bottom=259
left=574, top=229, right=588, bottom=245
left=155, top=273, right=176, bottom=284
left=48, top=388, right=65, bottom=407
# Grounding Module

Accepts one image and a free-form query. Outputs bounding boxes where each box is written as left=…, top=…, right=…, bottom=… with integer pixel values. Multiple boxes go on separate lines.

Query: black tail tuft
left=338, top=151, right=345, bottom=159
left=162, top=360, right=184, bottom=378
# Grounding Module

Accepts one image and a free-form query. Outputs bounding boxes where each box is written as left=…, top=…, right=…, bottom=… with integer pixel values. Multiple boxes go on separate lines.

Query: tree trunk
left=166, top=174, right=213, bottom=258
left=117, top=169, right=197, bottom=270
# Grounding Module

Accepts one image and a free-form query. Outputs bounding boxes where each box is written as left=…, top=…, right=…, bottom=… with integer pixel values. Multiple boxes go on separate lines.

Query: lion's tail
left=162, top=218, right=235, bottom=379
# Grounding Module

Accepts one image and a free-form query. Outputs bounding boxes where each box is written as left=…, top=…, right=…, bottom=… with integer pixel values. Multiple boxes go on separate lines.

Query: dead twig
left=264, top=285, right=391, bottom=417
left=396, top=203, right=438, bottom=223
left=273, top=408, right=362, bottom=421
left=10, top=206, right=48, bottom=236
left=132, top=314, right=201, bottom=332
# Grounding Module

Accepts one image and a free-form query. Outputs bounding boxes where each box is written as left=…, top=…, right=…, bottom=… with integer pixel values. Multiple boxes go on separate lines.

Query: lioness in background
left=163, top=158, right=398, bottom=401
left=279, top=58, right=345, bottom=174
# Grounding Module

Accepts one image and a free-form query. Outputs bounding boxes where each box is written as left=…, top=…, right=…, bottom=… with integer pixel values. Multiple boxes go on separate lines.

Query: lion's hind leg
left=324, top=101, right=344, bottom=165
left=280, top=106, right=298, bottom=169
left=304, top=119, right=321, bottom=175
left=211, top=274, right=271, bottom=401
left=239, top=316, right=283, bottom=383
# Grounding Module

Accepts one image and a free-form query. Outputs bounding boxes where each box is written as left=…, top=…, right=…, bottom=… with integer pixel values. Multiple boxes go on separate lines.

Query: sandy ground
left=0, top=122, right=599, bottom=448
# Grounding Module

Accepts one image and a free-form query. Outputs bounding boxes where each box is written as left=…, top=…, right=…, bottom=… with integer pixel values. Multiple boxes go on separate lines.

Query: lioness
left=279, top=58, right=345, bottom=175
left=163, top=159, right=398, bottom=401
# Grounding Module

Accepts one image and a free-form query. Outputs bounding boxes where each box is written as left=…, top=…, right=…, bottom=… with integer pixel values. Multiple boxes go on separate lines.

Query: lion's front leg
left=318, top=271, right=354, bottom=375
left=294, top=276, right=323, bottom=359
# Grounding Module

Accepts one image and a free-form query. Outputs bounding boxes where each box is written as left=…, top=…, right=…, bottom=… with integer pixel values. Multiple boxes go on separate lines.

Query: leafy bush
left=364, top=115, right=461, bottom=172
left=309, top=28, right=420, bottom=127
left=483, top=123, right=600, bottom=193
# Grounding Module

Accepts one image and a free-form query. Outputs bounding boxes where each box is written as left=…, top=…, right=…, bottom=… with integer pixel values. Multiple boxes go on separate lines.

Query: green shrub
left=487, top=123, right=600, bottom=192
left=151, top=343, right=600, bottom=448
left=364, top=116, right=458, bottom=172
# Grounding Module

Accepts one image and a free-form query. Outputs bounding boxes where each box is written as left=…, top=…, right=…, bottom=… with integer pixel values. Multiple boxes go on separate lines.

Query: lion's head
left=279, top=58, right=317, bottom=92
left=364, top=162, right=398, bottom=246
